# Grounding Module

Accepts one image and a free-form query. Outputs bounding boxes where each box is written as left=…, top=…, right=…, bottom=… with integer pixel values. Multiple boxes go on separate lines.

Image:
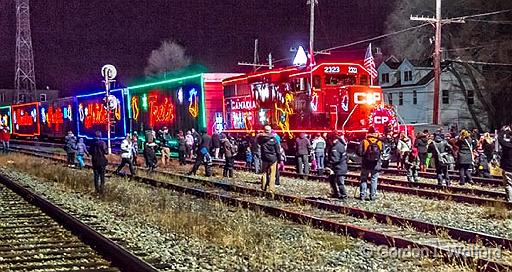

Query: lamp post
left=101, top=64, right=117, bottom=154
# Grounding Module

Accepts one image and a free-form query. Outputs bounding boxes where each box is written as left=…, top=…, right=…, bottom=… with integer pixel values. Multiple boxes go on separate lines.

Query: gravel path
left=0, top=154, right=468, bottom=272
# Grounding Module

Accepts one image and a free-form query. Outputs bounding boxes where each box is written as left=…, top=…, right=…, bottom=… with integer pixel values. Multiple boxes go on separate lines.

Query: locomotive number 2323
left=324, top=66, right=340, bottom=74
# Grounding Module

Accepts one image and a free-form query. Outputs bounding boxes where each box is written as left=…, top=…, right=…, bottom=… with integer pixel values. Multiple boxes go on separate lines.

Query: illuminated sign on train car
left=12, top=102, right=40, bottom=137
left=76, top=89, right=126, bottom=140
left=40, top=97, right=75, bottom=138
left=0, top=106, right=12, bottom=132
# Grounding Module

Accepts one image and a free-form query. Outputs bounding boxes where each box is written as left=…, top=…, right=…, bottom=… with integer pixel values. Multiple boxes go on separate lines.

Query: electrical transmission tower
left=15, top=0, right=36, bottom=103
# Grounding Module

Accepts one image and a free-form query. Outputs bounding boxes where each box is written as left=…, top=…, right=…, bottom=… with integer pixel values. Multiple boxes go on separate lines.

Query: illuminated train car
left=222, top=62, right=398, bottom=139
left=39, top=97, right=76, bottom=139
left=127, top=68, right=240, bottom=137
left=0, top=106, right=12, bottom=132
left=76, top=89, right=127, bottom=140
left=12, top=102, right=40, bottom=137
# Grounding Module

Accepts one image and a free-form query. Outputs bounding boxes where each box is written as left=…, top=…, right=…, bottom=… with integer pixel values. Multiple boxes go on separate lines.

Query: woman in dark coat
left=414, top=132, right=429, bottom=172
left=456, top=130, right=474, bottom=185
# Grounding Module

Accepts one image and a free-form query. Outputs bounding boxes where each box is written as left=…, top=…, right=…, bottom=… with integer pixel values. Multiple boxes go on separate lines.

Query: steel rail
left=0, top=168, right=157, bottom=272
left=9, top=147, right=512, bottom=272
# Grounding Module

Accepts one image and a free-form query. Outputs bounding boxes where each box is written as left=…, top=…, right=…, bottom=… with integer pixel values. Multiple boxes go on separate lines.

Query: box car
left=39, top=97, right=76, bottom=139
left=0, top=106, right=11, bottom=132
left=76, top=89, right=127, bottom=140
left=12, top=102, right=40, bottom=137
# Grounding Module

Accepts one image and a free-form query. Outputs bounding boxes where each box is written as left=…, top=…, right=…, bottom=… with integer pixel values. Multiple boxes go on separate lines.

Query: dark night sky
left=0, top=0, right=393, bottom=96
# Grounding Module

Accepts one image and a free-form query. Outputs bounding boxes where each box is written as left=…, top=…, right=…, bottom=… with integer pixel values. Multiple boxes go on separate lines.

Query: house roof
left=385, top=60, right=401, bottom=69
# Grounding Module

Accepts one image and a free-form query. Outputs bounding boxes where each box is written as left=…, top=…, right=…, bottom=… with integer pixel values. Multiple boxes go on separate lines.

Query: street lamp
left=101, top=64, right=117, bottom=154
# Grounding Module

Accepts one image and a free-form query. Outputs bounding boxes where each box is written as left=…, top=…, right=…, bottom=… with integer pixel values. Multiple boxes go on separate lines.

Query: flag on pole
left=364, top=43, right=378, bottom=81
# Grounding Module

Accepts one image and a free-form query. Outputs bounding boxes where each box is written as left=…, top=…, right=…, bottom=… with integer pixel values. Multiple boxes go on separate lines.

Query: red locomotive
left=222, top=62, right=398, bottom=140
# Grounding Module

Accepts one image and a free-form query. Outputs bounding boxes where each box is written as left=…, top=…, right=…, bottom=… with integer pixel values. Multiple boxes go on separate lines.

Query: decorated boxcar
left=127, top=66, right=240, bottom=137
left=39, top=97, right=76, bottom=139
left=76, top=89, right=127, bottom=140
left=12, top=102, right=40, bottom=137
left=0, top=106, right=12, bottom=132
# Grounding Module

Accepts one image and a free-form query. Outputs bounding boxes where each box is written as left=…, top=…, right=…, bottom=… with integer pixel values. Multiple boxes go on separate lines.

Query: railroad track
left=0, top=171, right=158, bottom=272
left=8, top=146, right=512, bottom=272
left=9, top=143, right=510, bottom=208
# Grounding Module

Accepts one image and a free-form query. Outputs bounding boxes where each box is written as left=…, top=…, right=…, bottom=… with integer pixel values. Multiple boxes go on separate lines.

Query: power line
left=449, top=9, right=511, bottom=20
left=465, top=19, right=512, bottom=24
left=447, top=59, right=512, bottom=66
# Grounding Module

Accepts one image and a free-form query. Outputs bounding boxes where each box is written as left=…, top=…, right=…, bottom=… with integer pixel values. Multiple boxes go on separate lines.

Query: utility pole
left=308, top=0, right=317, bottom=53
left=411, top=0, right=463, bottom=125
left=238, top=39, right=273, bottom=70
left=253, top=39, right=259, bottom=71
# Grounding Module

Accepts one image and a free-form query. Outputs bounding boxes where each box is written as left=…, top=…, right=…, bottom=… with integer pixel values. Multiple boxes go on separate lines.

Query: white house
left=377, top=57, right=489, bottom=131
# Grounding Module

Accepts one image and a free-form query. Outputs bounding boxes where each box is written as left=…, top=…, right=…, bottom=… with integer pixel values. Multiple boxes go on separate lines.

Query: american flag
left=364, top=43, right=378, bottom=80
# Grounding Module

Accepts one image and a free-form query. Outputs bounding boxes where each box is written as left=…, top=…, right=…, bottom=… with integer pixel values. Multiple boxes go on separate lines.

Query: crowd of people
left=56, top=122, right=512, bottom=203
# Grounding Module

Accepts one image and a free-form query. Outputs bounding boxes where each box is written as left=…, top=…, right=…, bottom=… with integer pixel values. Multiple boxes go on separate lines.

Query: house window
left=388, top=93, right=393, bottom=105
left=404, top=70, right=413, bottom=82
left=413, top=90, right=417, bottom=105
left=467, top=90, right=474, bottom=105
left=18, top=94, right=26, bottom=103
left=399, top=92, right=403, bottom=105
left=40, top=93, right=47, bottom=102
left=442, top=90, right=449, bottom=104
left=0, top=93, right=5, bottom=102
left=381, top=73, right=389, bottom=83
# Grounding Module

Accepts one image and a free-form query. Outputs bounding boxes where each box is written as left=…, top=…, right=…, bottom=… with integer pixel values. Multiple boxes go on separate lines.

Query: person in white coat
left=114, top=134, right=136, bottom=176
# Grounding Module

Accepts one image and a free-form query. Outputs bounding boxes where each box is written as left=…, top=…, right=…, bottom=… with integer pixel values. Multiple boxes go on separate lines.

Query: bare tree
left=144, top=40, right=191, bottom=78
left=382, top=0, right=512, bottom=129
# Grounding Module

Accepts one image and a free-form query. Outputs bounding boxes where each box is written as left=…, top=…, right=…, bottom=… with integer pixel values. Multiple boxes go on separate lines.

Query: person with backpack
left=312, top=134, right=327, bottom=174
left=456, top=129, right=474, bottom=185
left=257, top=125, right=282, bottom=193
left=295, top=133, right=312, bottom=175
left=414, top=132, right=430, bottom=172
left=75, top=138, right=89, bottom=169
left=498, top=124, right=512, bottom=202
left=357, top=127, right=382, bottom=201
left=90, top=131, right=108, bottom=194
left=428, top=133, right=454, bottom=186
left=327, top=132, right=348, bottom=199
left=64, top=131, right=77, bottom=167
left=221, top=135, right=237, bottom=178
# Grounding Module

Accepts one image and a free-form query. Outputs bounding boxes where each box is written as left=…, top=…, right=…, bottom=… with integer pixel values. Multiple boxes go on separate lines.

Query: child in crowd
left=404, top=150, right=420, bottom=183
left=245, top=146, right=253, bottom=169
left=475, top=148, right=491, bottom=178
left=75, top=138, right=89, bottom=169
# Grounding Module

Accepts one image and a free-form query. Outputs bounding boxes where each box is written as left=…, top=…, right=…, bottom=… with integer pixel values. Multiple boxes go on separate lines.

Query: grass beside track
left=0, top=153, right=472, bottom=272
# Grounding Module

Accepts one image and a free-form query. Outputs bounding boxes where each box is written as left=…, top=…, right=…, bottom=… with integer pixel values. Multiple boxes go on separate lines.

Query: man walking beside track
left=90, top=131, right=108, bottom=194
left=258, top=125, right=282, bottom=193
left=64, top=131, right=77, bottom=167
left=357, top=127, right=382, bottom=201
left=498, top=124, right=512, bottom=203
left=114, top=134, right=136, bottom=176
left=327, top=132, right=348, bottom=199
left=295, top=132, right=311, bottom=175
left=188, top=130, right=212, bottom=177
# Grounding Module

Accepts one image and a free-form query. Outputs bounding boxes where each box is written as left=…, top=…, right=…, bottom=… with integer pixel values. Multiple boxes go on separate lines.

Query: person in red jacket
left=1, top=126, right=10, bottom=153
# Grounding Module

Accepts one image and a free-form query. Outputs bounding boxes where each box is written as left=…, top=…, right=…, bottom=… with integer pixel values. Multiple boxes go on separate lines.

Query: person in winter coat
left=114, top=134, right=136, bottom=176
left=177, top=130, right=187, bottom=165
left=456, top=129, right=474, bottom=185
left=475, top=148, right=491, bottom=178
left=257, top=125, right=282, bottom=193
left=212, top=132, right=221, bottom=159
left=357, top=127, right=383, bottom=200
left=327, top=132, right=348, bottom=199
left=480, top=132, right=495, bottom=163
left=188, top=130, right=212, bottom=177
left=131, top=132, right=139, bottom=166
left=250, top=133, right=262, bottom=174
left=498, top=125, right=512, bottom=202
left=90, top=131, right=108, bottom=194
left=428, top=133, right=454, bottom=186
left=185, top=131, right=194, bottom=158
left=312, top=134, right=327, bottom=173
left=221, top=135, right=237, bottom=178
left=414, top=132, right=430, bottom=172
left=1, top=126, right=10, bottom=153
left=404, top=151, right=420, bottom=182
left=396, top=132, right=412, bottom=170
left=158, top=127, right=172, bottom=166
left=144, top=139, right=158, bottom=173
left=64, top=131, right=77, bottom=167
left=295, top=133, right=312, bottom=175
left=191, top=128, right=201, bottom=154
left=75, top=138, right=89, bottom=169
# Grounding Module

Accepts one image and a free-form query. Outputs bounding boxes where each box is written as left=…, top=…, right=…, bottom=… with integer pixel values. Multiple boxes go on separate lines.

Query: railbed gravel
left=0, top=154, right=467, bottom=272
left=161, top=160, right=512, bottom=241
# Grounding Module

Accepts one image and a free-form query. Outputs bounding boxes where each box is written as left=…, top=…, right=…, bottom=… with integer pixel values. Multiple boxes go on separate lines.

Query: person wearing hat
left=327, top=131, right=348, bottom=199
left=357, top=127, right=383, bottom=200
left=257, top=125, right=282, bottom=193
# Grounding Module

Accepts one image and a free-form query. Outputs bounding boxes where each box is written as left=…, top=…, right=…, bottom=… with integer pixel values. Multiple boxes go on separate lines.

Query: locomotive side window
left=313, top=75, right=321, bottom=88
left=224, top=85, right=236, bottom=97
left=325, top=74, right=356, bottom=86
left=360, top=75, right=369, bottom=86
left=237, top=83, right=251, bottom=96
